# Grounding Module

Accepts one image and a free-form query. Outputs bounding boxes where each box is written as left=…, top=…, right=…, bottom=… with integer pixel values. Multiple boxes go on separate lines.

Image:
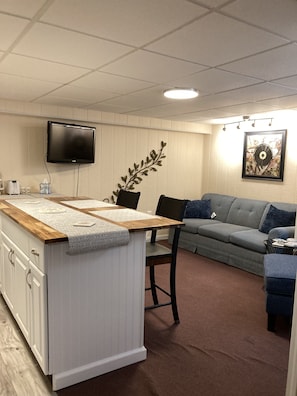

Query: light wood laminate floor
left=0, top=295, right=55, bottom=396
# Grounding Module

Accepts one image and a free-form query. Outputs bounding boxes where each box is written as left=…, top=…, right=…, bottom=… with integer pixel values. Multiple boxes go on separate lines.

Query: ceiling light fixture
left=222, top=116, right=274, bottom=131
left=163, top=88, right=199, bottom=100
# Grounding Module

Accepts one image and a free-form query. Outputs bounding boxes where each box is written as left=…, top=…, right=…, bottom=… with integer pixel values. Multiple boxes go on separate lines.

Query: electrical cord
left=76, top=164, right=80, bottom=197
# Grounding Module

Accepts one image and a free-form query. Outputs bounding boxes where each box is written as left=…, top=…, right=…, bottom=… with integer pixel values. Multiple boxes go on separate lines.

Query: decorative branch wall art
left=104, top=141, right=167, bottom=203
left=242, top=130, right=287, bottom=181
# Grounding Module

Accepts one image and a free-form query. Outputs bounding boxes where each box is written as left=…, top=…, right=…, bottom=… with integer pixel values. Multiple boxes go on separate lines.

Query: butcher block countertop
left=0, top=196, right=183, bottom=244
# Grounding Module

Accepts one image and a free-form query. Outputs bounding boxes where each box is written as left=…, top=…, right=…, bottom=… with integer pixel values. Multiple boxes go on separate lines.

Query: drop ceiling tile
left=257, top=94, right=297, bottom=109
left=215, top=83, right=297, bottom=103
left=218, top=103, right=280, bottom=117
left=191, top=0, right=231, bottom=7
left=0, top=0, right=46, bottom=18
left=101, top=50, right=206, bottom=83
left=169, top=83, right=297, bottom=113
left=146, top=13, right=288, bottom=66
left=40, top=0, right=207, bottom=46
left=97, top=86, right=169, bottom=109
left=161, top=108, right=236, bottom=122
left=71, top=71, right=154, bottom=94
left=221, top=44, right=297, bottom=81
left=13, top=23, right=132, bottom=69
left=40, top=85, right=117, bottom=104
left=0, top=13, right=29, bottom=51
left=128, top=106, right=178, bottom=119
left=273, top=75, right=297, bottom=90
left=0, top=74, right=60, bottom=101
left=35, top=96, right=92, bottom=108
left=0, top=54, right=89, bottom=83
left=168, top=68, right=262, bottom=95
left=223, top=0, right=297, bottom=41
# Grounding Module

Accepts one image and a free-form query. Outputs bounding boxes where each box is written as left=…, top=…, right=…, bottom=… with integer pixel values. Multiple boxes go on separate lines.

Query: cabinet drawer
left=1, top=215, right=29, bottom=255
left=29, top=236, right=45, bottom=272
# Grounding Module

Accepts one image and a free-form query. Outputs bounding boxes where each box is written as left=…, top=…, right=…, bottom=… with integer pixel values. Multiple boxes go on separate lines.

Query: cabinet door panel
left=30, top=261, right=48, bottom=374
left=14, top=253, right=30, bottom=343
left=2, top=237, right=16, bottom=312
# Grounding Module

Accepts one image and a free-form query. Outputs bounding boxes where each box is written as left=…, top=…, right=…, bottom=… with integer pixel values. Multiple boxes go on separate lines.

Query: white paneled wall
left=0, top=110, right=205, bottom=213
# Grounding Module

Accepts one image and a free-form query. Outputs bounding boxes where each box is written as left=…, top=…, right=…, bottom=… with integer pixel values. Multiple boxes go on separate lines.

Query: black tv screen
left=47, top=121, right=95, bottom=164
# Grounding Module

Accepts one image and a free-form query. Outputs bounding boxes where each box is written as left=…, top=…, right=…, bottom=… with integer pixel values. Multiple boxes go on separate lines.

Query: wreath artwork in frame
left=242, top=130, right=287, bottom=181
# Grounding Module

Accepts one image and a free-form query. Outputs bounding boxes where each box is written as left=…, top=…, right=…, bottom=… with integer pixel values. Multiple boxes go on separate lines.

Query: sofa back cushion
left=226, top=198, right=268, bottom=228
left=202, top=193, right=235, bottom=222
left=259, top=202, right=297, bottom=233
left=184, top=199, right=211, bottom=218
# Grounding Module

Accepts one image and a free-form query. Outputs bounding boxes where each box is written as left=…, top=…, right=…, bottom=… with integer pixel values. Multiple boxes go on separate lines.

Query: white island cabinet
left=0, top=211, right=147, bottom=390
left=0, top=197, right=182, bottom=391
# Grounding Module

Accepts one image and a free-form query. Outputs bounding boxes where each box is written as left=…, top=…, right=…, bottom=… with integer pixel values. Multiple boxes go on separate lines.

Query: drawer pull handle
left=31, top=248, right=40, bottom=257
left=26, top=269, right=32, bottom=289
left=8, top=249, right=15, bottom=265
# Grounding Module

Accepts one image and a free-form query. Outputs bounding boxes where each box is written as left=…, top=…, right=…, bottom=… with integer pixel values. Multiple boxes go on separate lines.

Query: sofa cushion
left=230, top=229, right=267, bottom=254
left=268, top=226, right=295, bottom=240
left=182, top=218, right=221, bottom=234
left=198, top=223, right=251, bottom=243
left=202, top=193, right=235, bottom=222
left=259, top=204, right=296, bottom=234
left=184, top=199, right=211, bottom=219
left=259, top=202, right=297, bottom=231
left=226, top=198, right=268, bottom=228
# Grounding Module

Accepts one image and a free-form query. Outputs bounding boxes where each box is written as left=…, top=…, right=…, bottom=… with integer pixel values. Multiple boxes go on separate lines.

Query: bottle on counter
left=40, top=179, right=51, bottom=194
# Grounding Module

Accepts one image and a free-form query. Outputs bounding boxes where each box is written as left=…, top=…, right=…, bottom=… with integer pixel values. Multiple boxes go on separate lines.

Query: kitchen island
left=0, top=196, right=182, bottom=391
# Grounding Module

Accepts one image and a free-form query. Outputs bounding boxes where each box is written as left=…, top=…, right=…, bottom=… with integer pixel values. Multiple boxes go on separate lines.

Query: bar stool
left=145, top=195, right=188, bottom=324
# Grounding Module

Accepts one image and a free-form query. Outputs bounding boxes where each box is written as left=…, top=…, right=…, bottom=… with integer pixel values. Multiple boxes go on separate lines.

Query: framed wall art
left=242, top=129, right=287, bottom=181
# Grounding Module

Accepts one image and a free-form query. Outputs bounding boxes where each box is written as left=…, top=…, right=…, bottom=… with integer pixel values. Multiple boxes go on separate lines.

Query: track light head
left=237, top=123, right=240, bottom=129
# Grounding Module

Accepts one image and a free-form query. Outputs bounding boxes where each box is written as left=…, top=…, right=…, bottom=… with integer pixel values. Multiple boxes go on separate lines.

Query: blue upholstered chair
left=264, top=253, right=297, bottom=331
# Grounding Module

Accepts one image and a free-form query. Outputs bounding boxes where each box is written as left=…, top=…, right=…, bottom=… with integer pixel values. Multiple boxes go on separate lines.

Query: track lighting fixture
left=222, top=116, right=274, bottom=131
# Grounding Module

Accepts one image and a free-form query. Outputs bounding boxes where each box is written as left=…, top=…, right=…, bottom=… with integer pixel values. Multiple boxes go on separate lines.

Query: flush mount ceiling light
left=163, top=88, right=199, bottom=100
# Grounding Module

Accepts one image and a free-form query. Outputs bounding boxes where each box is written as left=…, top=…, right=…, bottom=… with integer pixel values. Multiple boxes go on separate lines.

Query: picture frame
left=242, top=129, right=287, bottom=181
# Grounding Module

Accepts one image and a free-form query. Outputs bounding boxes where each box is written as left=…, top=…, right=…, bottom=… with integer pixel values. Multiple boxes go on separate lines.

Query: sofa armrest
left=268, top=226, right=295, bottom=240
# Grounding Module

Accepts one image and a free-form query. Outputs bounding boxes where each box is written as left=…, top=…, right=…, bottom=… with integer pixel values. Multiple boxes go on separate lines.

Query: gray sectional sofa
left=173, top=193, right=297, bottom=276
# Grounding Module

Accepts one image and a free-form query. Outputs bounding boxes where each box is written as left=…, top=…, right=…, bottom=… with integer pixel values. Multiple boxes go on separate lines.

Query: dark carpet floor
left=58, top=248, right=290, bottom=396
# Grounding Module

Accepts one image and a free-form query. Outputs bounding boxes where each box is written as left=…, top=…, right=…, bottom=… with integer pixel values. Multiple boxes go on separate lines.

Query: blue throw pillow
left=259, top=205, right=296, bottom=234
left=184, top=199, right=211, bottom=219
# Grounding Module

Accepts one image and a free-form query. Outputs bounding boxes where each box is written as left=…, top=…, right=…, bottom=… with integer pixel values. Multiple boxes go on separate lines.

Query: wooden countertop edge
left=0, top=197, right=183, bottom=243
left=0, top=203, right=67, bottom=243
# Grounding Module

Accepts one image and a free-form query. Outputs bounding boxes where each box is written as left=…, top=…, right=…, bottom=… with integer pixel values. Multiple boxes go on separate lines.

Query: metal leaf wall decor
left=105, top=141, right=167, bottom=203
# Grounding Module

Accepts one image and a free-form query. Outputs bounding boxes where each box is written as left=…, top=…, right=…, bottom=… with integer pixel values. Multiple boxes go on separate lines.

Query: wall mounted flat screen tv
left=47, top=121, right=96, bottom=164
